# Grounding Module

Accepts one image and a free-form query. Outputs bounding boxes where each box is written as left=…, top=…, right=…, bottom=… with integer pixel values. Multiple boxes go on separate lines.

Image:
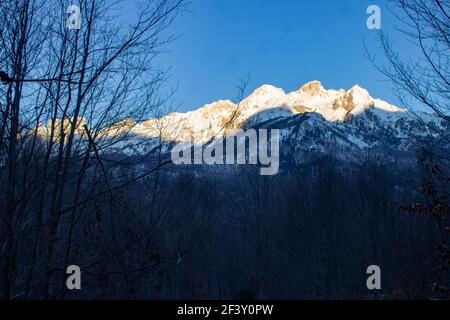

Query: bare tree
left=367, top=0, right=449, bottom=124
left=368, top=0, right=450, bottom=298
left=0, top=0, right=186, bottom=299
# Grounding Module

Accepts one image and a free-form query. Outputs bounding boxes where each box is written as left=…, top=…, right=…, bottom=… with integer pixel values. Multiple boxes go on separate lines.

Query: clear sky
left=128, top=0, right=414, bottom=113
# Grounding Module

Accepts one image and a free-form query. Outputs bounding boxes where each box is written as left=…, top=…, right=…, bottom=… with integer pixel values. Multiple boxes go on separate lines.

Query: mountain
left=108, top=80, right=448, bottom=164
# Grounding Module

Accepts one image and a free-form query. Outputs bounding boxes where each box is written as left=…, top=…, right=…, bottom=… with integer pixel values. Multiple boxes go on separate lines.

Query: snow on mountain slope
left=126, top=81, right=404, bottom=140
left=107, top=81, right=447, bottom=158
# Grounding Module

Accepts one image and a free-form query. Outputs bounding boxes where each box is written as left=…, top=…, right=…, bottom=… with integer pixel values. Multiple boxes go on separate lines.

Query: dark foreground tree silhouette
left=368, top=0, right=449, bottom=124
left=0, top=0, right=186, bottom=300
left=370, top=0, right=449, bottom=298
left=400, top=150, right=450, bottom=298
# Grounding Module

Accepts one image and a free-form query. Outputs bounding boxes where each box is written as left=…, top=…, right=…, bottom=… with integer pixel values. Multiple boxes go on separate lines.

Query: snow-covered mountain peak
left=298, top=80, right=326, bottom=96
left=92, top=80, right=435, bottom=154
left=345, top=85, right=374, bottom=116
left=101, top=80, right=448, bottom=158
left=241, top=84, right=286, bottom=109
left=250, top=84, right=286, bottom=96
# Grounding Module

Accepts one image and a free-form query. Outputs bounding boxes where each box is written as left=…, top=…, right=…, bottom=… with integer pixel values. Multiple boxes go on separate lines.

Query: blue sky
left=128, top=0, right=413, bottom=112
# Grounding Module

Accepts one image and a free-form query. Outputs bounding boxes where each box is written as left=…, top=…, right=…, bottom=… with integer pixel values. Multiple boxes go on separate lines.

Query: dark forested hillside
left=5, top=146, right=440, bottom=299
